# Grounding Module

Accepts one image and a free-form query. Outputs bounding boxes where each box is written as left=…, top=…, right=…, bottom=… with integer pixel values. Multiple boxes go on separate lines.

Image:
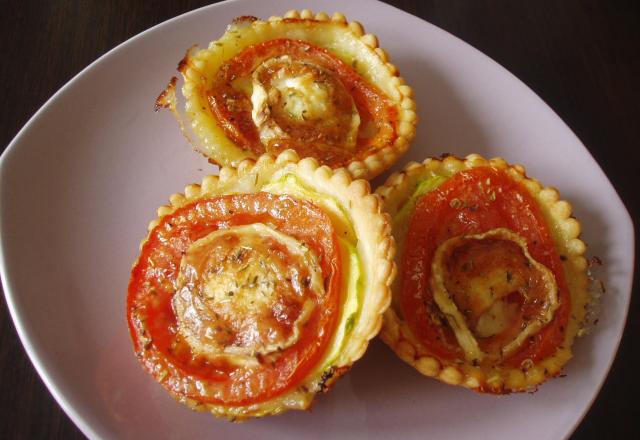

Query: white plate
left=0, top=0, right=633, bottom=439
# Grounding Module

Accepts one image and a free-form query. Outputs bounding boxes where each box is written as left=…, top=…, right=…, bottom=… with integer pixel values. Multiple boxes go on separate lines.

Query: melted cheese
left=273, top=73, right=331, bottom=120
left=172, top=223, right=324, bottom=365
left=475, top=300, right=519, bottom=338
left=250, top=56, right=360, bottom=148
left=430, top=228, right=559, bottom=363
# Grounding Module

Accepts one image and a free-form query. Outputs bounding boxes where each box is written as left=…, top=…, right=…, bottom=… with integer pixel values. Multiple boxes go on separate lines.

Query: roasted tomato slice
left=401, top=167, right=570, bottom=368
left=127, top=192, right=341, bottom=406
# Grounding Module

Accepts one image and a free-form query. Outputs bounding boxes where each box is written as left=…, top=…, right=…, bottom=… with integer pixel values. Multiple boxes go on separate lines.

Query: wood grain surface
left=0, top=1, right=637, bottom=438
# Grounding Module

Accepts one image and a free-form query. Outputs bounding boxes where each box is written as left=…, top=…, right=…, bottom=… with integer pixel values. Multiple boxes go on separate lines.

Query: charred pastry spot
left=590, top=256, right=602, bottom=266
left=177, top=46, right=197, bottom=74
left=231, top=15, right=258, bottom=26
left=318, top=366, right=337, bottom=393
left=155, top=77, right=178, bottom=112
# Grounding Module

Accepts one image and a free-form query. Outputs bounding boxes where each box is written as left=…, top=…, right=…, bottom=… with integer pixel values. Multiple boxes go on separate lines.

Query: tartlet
left=376, top=154, right=589, bottom=393
left=166, top=9, right=416, bottom=180
left=127, top=150, right=394, bottom=418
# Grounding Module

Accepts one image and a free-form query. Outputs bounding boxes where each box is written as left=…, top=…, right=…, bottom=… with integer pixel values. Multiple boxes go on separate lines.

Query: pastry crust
left=178, top=9, right=416, bottom=180
left=130, top=150, right=394, bottom=418
left=376, top=154, right=589, bottom=392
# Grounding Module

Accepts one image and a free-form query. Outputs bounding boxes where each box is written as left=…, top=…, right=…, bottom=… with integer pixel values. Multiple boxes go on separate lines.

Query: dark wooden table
left=1, top=1, right=637, bottom=438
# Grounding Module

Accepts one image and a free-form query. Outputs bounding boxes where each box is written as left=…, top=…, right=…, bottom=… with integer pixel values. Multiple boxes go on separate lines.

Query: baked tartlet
left=166, top=9, right=416, bottom=179
left=127, top=150, right=394, bottom=419
left=376, top=154, right=589, bottom=393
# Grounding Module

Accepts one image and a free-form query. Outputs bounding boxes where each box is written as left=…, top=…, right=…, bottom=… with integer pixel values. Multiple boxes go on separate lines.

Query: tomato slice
left=401, top=167, right=570, bottom=367
left=205, top=37, right=398, bottom=166
left=127, top=193, right=341, bottom=406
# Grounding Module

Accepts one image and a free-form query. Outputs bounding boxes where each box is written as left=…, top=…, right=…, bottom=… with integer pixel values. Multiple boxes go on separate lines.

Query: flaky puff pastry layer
left=136, top=150, right=394, bottom=419
left=178, top=9, right=416, bottom=180
left=375, top=154, right=589, bottom=393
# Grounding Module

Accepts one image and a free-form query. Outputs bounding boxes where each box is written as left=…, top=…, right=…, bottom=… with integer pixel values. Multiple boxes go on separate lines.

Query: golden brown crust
left=375, top=154, right=589, bottom=392
left=138, top=150, right=394, bottom=418
left=179, top=9, right=416, bottom=180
